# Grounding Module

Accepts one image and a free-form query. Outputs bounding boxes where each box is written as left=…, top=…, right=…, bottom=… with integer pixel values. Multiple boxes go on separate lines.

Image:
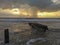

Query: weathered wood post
left=4, top=29, right=9, bottom=43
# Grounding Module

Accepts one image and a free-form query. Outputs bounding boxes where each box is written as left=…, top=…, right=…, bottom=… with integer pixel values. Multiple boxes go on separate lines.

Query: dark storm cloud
left=30, top=0, right=60, bottom=11
left=47, top=3, right=60, bottom=11
left=0, top=0, right=29, bottom=8
left=0, top=0, right=60, bottom=11
left=28, top=0, right=53, bottom=9
left=28, top=0, right=60, bottom=11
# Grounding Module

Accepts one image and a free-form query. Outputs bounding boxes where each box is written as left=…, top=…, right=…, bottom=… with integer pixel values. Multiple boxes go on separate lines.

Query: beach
left=0, top=21, right=60, bottom=45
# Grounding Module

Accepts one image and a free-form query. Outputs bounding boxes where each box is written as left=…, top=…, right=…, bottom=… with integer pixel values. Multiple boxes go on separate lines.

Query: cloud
left=28, top=0, right=53, bottom=9
left=47, top=0, right=60, bottom=11
left=0, top=0, right=60, bottom=11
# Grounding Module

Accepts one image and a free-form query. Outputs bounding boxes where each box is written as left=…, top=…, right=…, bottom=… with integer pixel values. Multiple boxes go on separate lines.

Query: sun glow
left=0, top=8, right=60, bottom=18
left=37, top=11, right=44, bottom=16
left=11, top=8, right=20, bottom=15
left=37, top=11, right=60, bottom=18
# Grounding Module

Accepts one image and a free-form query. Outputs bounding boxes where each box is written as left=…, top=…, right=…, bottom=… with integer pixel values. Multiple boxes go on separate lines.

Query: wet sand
left=0, top=22, right=60, bottom=45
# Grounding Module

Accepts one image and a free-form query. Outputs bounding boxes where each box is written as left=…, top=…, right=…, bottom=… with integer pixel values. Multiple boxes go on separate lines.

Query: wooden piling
left=4, top=29, right=9, bottom=43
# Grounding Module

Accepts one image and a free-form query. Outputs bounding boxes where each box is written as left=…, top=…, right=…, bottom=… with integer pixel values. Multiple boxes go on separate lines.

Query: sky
left=0, top=0, right=60, bottom=18
left=0, top=0, right=60, bottom=11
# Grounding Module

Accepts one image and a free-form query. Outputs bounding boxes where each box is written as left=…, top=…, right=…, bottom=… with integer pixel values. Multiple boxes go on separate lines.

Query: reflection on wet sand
left=0, top=22, right=60, bottom=45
